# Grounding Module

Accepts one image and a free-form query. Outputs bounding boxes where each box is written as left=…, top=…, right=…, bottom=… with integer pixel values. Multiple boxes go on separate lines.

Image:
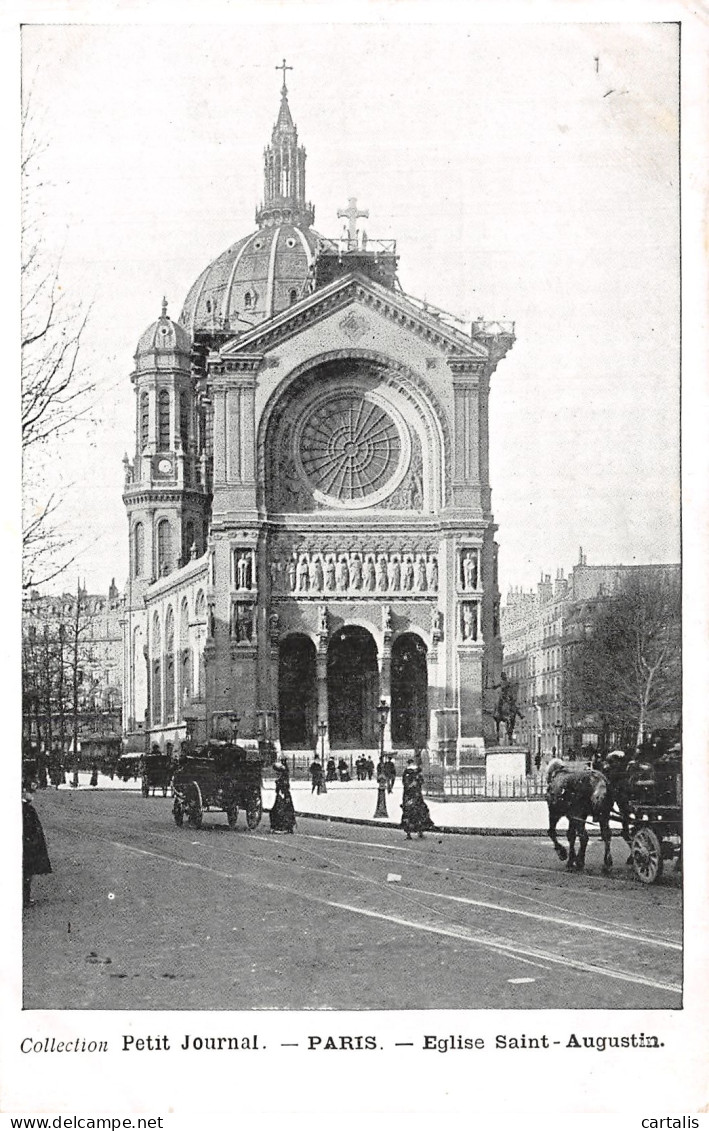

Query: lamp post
left=376, top=698, right=389, bottom=765
left=317, top=720, right=327, bottom=793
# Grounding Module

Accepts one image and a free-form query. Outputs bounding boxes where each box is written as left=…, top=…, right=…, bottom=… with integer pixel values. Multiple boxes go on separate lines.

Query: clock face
left=157, top=458, right=172, bottom=475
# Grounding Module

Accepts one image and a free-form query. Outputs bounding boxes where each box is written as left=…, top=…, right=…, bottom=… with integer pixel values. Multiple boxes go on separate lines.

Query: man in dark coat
left=22, top=789, right=52, bottom=907
left=385, top=756, right=396, bottom=794
left=309, top=755, right=324, bottom=794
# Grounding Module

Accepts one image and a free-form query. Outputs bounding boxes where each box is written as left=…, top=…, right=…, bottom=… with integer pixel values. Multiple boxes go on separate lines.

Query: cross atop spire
left=276, top=57, right=293, bottom=96
left=337, top=197, right=369, bottom=244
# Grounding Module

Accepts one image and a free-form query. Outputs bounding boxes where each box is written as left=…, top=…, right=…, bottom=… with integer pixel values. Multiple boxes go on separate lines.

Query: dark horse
left=546, top=759, right=620, bottom=874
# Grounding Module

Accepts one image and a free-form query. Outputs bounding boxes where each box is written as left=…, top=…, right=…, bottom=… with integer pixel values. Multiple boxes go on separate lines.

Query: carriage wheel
left=246, top=795, right=263, bottom=830
left=141, top=776, right=149, bottom=798
left=631, top=826, right=664, bottom=884
left=226, top=803, right=239, bottom=829
left=185, top=782, right=203, bottom=829
left=172, top=798, right=184, bottom=827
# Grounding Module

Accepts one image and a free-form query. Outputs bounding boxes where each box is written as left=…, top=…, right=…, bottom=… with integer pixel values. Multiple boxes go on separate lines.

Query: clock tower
left=122, top=300, right=211, bottom=733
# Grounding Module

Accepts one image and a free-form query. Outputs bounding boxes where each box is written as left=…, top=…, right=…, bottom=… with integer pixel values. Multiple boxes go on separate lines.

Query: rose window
left=295, top=390, right=409, bottom=508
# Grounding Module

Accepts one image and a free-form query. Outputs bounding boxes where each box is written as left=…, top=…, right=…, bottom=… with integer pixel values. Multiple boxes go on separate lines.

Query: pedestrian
left=90, top=763, right=99, bottom=788
left=385, top=755, right=396, bottom=794
left=309, top=755, right=324, bottom=794
left=366, top=757, right=374, bottom=781
left=373, top=765, right=388, bottom=819
left=401, top=758, right=434, bottom=840
left=22, top=786, right=52, bottom=908
left=326, top=757, right=337, bottom=783
left=269, top=758, right=296, bottom=834
left=338, top=758, right=350, bottom=782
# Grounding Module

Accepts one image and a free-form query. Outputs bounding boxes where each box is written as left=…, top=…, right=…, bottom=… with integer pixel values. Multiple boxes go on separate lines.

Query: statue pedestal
left=486, top=745, right=529, bottom=782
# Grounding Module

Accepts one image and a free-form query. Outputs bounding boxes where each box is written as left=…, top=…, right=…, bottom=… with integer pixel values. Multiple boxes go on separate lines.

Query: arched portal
left=327, top=626, right=379, bottom=748
left=278, top=635, right=316, bottom=748
left=391, top=633, right=428, bottom=749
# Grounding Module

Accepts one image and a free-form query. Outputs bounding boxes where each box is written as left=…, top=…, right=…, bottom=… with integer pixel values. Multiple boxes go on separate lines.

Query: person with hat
left=22, top=784, right=52, bottom=907
left=401, top=757, right=434, bottom=840
left=269, top=757, right=296, bottom=834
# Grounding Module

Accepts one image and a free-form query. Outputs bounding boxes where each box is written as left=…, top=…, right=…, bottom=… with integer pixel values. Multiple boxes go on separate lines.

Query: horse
left=546, top=758, right=618, bottom=874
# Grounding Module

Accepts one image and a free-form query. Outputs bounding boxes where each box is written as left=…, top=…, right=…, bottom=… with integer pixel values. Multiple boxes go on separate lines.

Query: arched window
left=289, top=289, right=298, bottom=305
left=151, top=613, right=162, bottom=724
left=140, top=392, right=149, bottom=450
left=158, top=390, right=170, bottom=451
left=244, top=292, right=252, bottom=309
left=164, top=606, right=175, bottom=721
left=179, top=392, right=189, bottom=448
left=182, top=521, right=194, bottom=564
left=195, top=590, right=206, bottom=700
left=133, top=522, right=144, bottom=578
left=157, top=519, right=172, bottom=577
left=179, top=597, right=191, bottom=707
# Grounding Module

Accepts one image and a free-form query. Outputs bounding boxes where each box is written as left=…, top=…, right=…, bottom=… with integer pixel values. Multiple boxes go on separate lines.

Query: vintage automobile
left=171, top=741, right=264, bottom=830
left=141, top=752, right=173, bottom=797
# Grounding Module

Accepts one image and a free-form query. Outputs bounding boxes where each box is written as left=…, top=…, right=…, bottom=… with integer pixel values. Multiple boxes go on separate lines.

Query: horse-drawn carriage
left=172, top=741, right=263, bottom=830
left=141, top=752, right=173, bottom=797
left=622, top=747, right=682, bottom=884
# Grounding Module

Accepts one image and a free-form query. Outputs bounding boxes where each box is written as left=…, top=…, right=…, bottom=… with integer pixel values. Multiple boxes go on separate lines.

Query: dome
left=135, top=299, right=192, bottom=371
left=180, top=224, right=335, bottom=336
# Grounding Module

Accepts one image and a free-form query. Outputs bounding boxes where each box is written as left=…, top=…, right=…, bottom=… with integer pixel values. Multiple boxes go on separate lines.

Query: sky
left=20, top=19, right=680, bottom=596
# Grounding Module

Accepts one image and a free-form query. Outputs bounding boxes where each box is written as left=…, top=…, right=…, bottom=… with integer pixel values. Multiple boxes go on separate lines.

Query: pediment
left=215, top=272, right=489, bottom=364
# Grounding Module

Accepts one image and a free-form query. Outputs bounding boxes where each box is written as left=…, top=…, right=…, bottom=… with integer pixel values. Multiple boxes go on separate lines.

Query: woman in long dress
left=401, top=759, right=434, bottom=840
left=269, top=759, right=296, bottom=833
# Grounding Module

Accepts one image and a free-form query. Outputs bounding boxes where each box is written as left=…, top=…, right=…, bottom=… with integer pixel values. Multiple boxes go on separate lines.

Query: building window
left=158, top=390, right=170, bottom=451
left=140, top=392, right=149, bottom=450
left=244, top=292, right=252, bottom=309
left=289, top=289, right=298, bottom=305
left=157, top=519, right=172, bottom=577
left=165, top=607, right=175, bottom=721
left=179, top=392, right=189, bottom=448
left=133, top=522, right=144, bottom=578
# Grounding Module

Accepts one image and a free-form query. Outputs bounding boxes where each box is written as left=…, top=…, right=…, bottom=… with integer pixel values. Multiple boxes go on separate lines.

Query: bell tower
left=122, top=300, right=211, bottom=735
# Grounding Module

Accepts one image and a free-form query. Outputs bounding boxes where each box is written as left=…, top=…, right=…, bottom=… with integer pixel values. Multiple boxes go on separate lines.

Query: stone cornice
left=144, top=555, right=209, bottom=602
left=207, top=355, right=264, bottom=381
left=217, top=273, right=487, bottom=362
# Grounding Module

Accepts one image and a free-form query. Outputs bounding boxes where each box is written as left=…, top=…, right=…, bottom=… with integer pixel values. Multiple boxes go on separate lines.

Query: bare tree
left=566, top=570, right=681, bottom=750
left=21, top=94, right=95, bottom=588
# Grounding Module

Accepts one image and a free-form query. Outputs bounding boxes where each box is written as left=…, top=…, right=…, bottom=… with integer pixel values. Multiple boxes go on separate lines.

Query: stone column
left=379, top=617, right=392, bottom=751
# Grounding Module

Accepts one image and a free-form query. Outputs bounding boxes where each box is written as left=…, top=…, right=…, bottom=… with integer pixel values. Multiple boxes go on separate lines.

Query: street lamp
left=376, top=699, right=389, bottom=765
left=317, top=720, right=327, bottom=794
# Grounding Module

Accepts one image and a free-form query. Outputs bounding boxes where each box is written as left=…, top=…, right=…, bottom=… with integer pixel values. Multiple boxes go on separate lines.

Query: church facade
left=121, top=73, right=515, bottom=765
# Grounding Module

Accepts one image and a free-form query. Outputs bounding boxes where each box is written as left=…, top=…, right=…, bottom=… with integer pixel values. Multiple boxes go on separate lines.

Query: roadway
left=23, top=788, right=682, bottom=1011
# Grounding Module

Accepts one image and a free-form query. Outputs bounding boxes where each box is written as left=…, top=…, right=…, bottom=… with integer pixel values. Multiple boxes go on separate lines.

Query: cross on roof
left=276, top=58, right=293, bottom=94
left=337, top=197, right=369, bottom=243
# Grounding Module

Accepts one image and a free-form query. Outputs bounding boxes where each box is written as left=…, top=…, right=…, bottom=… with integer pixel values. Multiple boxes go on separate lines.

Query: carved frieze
left=268, top=545, right=439, bottom=598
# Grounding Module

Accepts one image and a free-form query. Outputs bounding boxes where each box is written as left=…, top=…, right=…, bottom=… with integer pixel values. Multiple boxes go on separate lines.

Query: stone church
left=121, top=69, right=515, bottom=765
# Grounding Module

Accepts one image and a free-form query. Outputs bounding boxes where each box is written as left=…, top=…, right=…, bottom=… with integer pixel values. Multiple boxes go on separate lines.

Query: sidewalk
left=283, top=778, right=555, bottom=835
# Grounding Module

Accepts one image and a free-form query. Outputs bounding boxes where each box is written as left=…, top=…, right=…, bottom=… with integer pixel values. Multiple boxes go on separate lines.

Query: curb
left=293, top=809, right=549, bottom=837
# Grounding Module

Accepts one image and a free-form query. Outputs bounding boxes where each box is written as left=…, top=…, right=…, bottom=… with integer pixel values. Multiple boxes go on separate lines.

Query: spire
left=256, top=60, right=314, bottom=229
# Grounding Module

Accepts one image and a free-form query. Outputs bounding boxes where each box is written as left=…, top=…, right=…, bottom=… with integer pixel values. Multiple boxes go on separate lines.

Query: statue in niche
left=325, top=555, right=336, bottom=591
left=235, top=603, right=254, bottom=643
left=288, top=557, right=297, bottom=592
left=350, top=554, right=363, bottom=590
left=309, top=555, right=323, bottom=591
left=337, top=556, right=349, bottom=590
left=298, top=556, right=310, bottom=591
left=463, top=553, right=478, bottom=590
left=427, top=555, right=438, bottom=591
left=462, top=604, right=476, bottom=641
left=269, top=612, right=279, bottom=643
left=377, top=555, right=388, bottom=591
left=270, top=558, right=280, bottom=590
left=389, top=556, right=401, bottom=591
left=383, top=604, right=393, bottom=632
left=433, top=609, right=444, bottom=641
left=403, top=556, right=414, bottom=591
left=318, top=606, right=328, bottom=636
left=416, top=556, right=427, bottom=591
left=364, top=556, right=376, bottom=591
left=237, top=553, right=251, bottom=590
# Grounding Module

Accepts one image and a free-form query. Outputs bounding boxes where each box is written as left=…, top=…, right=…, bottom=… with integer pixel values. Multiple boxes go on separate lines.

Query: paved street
left=23, top=789, right=681, bottom=1011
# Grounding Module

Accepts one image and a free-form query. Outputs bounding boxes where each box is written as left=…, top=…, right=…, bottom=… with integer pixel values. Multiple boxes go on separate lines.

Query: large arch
left=327, top=626, right=379, bottom=749
left=391, top=632, right=429, bottom=750
left=278, top=634, right=317, bottom=748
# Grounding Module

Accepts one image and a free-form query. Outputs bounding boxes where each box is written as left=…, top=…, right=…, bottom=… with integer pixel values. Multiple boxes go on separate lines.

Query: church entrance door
left=391, top=633, right=428, bottom=749
left=327, top=627, right=379, bottom=748
left=278, top=635, right=317, bottom=748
